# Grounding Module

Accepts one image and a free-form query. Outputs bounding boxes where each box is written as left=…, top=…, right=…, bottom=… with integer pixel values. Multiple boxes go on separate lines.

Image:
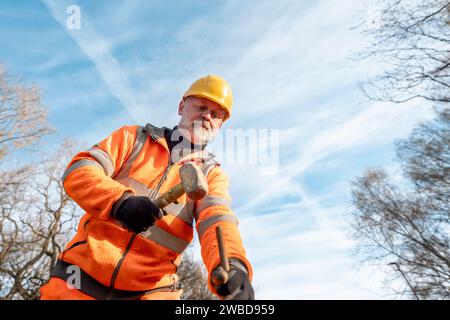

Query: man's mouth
left=192, top=122, right=210, bottom=130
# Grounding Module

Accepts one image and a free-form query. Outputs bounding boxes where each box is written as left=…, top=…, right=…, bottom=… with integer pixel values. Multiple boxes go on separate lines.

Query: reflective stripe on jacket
left=60, top=124, right=253, bottom=294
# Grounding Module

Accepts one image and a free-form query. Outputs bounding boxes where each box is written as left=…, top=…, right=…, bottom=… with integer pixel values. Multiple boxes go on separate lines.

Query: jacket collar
left=144, top=123, right=167, bottom=141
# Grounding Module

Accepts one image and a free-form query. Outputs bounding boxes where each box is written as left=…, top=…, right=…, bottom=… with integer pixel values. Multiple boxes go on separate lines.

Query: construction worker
left=39, top=75, right=254, bottom=300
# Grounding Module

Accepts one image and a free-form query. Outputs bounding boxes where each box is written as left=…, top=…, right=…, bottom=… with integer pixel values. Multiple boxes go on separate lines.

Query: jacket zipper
left=148, top=140, right=172, bottom=199
left=149, top=161, right=173, bottom=200
left=145, top=283, right=178, bottom=294
left=107, top=132, right=170, bottom=299
left=106, top=233, right=138, bottom=300
left=148, top=136, right=180, bottom=280
left=114, top=283, right=179, bottom=300
left=106, top=129, right=176, bottom=299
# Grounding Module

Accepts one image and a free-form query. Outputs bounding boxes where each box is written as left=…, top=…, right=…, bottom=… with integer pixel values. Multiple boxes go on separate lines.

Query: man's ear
left=178, top=99, right=184, bottom=116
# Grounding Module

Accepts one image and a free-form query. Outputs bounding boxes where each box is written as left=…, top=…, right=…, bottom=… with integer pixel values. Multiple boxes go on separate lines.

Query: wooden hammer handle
left=212, top=226, right=230, bottom=285
left=217, top=226, right=230, bottom=272
left=152, top=183, right=185, bottom=210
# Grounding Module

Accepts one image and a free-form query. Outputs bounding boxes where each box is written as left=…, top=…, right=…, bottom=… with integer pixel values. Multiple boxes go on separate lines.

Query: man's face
left=177, top=96, right=226, bottom=145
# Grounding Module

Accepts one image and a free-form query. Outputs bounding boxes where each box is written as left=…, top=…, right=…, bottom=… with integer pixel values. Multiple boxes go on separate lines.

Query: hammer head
left=179, top=162, right=208, bottom=201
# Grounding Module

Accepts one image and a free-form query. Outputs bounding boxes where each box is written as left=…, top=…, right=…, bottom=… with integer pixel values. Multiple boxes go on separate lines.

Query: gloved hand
left=212, top=259, right=254, bottom=300
left=114, top=196, right=163, bottom=233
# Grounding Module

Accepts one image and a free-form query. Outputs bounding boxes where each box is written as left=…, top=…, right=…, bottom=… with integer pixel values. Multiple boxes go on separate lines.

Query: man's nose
left=201, top=111, right=212, bottom=121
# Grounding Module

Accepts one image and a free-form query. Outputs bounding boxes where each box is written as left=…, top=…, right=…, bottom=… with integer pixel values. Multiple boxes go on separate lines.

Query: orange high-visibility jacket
left=57, top=124, right=252, bottom=296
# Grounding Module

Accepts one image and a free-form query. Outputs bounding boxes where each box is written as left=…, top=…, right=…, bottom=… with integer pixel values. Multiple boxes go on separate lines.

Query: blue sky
left=0, top=0, right=437, bottom=299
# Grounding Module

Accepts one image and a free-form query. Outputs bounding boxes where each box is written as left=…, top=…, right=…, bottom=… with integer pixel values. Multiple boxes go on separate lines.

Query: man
left=39, top=75, right=254, bottom=300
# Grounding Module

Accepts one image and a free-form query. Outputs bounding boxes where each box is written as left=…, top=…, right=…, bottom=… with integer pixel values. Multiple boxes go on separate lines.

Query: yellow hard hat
left=183, top=75, right=233, bottom=120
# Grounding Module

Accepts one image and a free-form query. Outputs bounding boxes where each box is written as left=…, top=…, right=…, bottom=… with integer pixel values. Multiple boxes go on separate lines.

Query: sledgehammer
left=152, top=162, right=208, bottom=214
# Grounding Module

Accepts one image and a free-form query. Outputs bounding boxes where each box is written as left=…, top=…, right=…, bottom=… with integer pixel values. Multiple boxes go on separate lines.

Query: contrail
left=42, top=0, right=141, bottom=121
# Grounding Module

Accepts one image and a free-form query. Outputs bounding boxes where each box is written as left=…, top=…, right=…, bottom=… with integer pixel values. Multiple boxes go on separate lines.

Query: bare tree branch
left=356, top=0, right=450, bottom=105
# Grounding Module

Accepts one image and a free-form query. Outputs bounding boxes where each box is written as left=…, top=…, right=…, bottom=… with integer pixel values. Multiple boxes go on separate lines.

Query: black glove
left=113, top=196, right=163, bottom=233
left=213, top=259, right=254, bottom=300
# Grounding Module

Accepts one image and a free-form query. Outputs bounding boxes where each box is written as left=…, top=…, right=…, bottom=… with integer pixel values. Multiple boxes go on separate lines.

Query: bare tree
left=0, top=62, right=53, bottom=160
left=0, top=140, right=82, bottom=300
left=350, top=109, right=450, bottom=299
left=0, top=62, right=71, bottom=299
left=177, top=249, right=216, bottom=300
left=357, top=0, right=450, bottom=104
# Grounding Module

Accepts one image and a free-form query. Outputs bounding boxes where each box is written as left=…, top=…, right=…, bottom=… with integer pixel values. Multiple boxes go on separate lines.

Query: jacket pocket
left=63, top=240, right=87, bottom=254
left=62, top=219, right=91, bottom=257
